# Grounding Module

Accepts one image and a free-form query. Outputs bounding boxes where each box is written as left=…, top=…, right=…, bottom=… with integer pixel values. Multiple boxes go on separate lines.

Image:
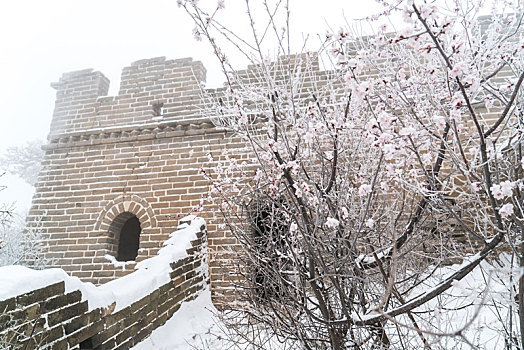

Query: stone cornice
left=44, top=116, right=227, bottom=150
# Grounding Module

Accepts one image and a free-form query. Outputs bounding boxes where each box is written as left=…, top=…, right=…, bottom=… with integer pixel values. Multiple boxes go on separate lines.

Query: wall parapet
left=0, top=216, right=208, bottom=349
left=48, top=57, right=207, bottom=138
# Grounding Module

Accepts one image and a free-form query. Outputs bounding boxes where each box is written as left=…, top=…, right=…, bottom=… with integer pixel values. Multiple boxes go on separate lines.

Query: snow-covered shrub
left=0, top=214, right=49, bottom=269
left=0, top=140, right=44, bottom=186
left=179, top=0, right=523, bottom=348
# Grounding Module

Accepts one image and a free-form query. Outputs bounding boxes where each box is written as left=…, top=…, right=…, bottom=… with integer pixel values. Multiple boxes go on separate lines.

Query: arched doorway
left=109, top=212, right=142, bottom=261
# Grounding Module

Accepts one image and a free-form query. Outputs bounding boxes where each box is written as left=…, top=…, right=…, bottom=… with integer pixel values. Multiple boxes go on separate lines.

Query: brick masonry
left=27, top=54, right=320, bottom=306
left=0, top=217, right=208, bottom=350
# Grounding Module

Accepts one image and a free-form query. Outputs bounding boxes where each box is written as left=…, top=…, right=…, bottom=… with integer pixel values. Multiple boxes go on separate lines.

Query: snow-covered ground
left=412, top=254, right=520, bottom=349
left=133, top=254, right=520, bottom=350
left=132, top=289, right=224, bottom=350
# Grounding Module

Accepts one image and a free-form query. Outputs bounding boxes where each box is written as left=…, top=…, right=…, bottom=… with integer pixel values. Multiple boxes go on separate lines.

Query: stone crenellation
left=48, top=57, right=207, bottom=139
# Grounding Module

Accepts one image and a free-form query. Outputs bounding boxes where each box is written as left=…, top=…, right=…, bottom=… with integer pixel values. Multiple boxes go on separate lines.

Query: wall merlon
left=129, top=56, right=167, bottom=67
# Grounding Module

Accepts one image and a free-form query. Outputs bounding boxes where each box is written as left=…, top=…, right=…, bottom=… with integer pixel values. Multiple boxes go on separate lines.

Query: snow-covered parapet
left=97, top=215, right=207, bottom=311
left=0, top=216, right=208, bottom=350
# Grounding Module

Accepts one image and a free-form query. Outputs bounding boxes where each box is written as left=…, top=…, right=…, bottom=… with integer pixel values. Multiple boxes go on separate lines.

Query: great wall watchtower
left=28, top=53, right=322, bottom=306
left=27, top=56, right=247, bottom=303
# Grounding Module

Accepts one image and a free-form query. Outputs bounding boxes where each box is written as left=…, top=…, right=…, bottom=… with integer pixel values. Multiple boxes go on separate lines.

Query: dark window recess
left=116, top=215, right=141, bottom=261
left=249, top=200, right=290, bottom=302
left=152, top=102, right=164, bottom=117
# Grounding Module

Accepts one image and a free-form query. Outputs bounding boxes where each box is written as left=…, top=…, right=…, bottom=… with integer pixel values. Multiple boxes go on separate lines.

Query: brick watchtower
left=27, top=57, right=245, bottom=304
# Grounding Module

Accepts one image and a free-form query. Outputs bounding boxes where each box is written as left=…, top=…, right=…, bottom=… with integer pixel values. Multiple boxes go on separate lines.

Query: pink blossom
left=336, top=53, right=347, bottom=65
left=336, top=28, right=348, bottom=41
left=325, top=217, right=340, bottom=229
left=471, top=182, right=482, bottom=192
left=383, top=144, right=398, bottom=160
left=217, top=0, right=225, bottom=9
left=500, top=181, right=515, bottom=197
left=303, top=131, right=314, bottom=145
left=399, top=125, right=416, bottom=137
left=468, top=147, right=479, bottom=158
left=452, top=92, right=465, bottom=109
left=485, top=96, right=494, bottom=109
left=491, top=181, right=514, bottom=199
left=365, top=118, right=379, bottom=132
left=402, top=7, right=414, bottom=24
left=499, top=203, right=514, bottom=219
left=450, top=110, right=462, bottom=121
left=377, top=112, right=393, bottom=127
left=399, top=27, right=413, bottom=38
left=192, top=26, right=202, bottom=41
left=359, top=184, right=372, bottom=196
left=433, top=115, right=446, bottom=129
left=351, top=81, right=370, bottom=103
left=450, top=61, right=468, bottom=78
left=238, top=112, right=248, bottom=125
left=347, top=58, right=358, bottom=69
left=301, top=182, right=310, bottom=193
left=422, top=153, right=433, bottom=166
left=490, top=184, right=504, bottom=200
left=378, top=132, right=393, bottom=144
left=365, top=219, right=374, bottom=228
left=293, top=182, right=310, bottom=199
left=344, top=71, right=354, bottom=84
left=419, top=3, right=436, bottom=18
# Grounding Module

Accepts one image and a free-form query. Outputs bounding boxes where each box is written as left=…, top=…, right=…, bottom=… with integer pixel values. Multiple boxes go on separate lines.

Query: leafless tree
left=0, top=140, right=44, bottom=186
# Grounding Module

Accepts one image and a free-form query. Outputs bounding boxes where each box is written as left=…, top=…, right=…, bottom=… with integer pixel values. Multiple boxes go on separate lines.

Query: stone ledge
left=44, top=116, right=229, bottom=150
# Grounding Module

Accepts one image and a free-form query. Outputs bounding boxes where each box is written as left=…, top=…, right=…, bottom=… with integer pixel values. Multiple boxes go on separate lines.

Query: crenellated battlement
left=49, top=57, right=207, bottom=139
left=47, top=53, right=326, bottom=141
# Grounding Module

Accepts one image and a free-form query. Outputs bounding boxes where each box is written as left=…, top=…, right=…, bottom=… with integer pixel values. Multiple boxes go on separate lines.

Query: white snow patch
left=356, top=247, right=392, bottom=266
left=0, top=265, right=114, bottom=310
left=0, top=266, right=78, bottom=300
left=103, top=254, right=136, bottom=271
left=132, top=289, right=220, bottom=350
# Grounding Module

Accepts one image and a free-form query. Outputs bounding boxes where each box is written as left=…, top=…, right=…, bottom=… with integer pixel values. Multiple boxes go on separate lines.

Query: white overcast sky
left=0, top=0, right=384, bottom=210
left=0, top=0, right=387, bottom=151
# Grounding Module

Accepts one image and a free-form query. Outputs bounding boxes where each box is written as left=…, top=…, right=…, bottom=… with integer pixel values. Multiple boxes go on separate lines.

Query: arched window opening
left=108, top=212, right=141, bottom=262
